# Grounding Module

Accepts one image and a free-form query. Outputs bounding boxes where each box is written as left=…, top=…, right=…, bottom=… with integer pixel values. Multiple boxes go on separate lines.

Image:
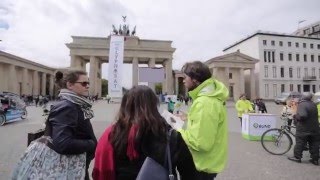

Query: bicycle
left=261, top=113, right=297, bottom=155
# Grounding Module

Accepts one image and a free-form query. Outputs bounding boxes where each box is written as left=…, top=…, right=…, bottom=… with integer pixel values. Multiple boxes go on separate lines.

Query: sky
left=0, top=0, right=319, bottom=88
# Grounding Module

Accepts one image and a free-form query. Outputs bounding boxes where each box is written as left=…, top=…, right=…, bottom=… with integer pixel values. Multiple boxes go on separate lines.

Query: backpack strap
left=165, top=128, right=174, bottom=180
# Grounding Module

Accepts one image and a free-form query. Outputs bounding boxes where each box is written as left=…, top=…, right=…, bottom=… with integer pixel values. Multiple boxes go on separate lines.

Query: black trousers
left=294, top=134, right=319, bottom=160
left=177, top=135, right=218, bottom=180
left=239, top=117, right=242, bottom=127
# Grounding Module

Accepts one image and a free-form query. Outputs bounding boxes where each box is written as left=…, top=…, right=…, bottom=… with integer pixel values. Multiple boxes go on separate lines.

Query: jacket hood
left=189, top=78, right=229, bottom=102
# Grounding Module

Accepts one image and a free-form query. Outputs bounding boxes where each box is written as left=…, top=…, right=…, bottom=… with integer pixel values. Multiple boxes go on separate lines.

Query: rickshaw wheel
left=0, top=114, right=5, bottom=126
left=21, top=110, right=27, bottom=119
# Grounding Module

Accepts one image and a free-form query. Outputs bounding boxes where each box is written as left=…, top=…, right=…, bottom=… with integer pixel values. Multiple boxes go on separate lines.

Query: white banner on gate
left=108, top=36, right=124, bottom=97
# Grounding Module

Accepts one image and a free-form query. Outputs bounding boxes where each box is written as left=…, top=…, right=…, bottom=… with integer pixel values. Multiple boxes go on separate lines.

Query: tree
left=101, top=79, right=108, bottom=97
left=155, top=83, right=162, bottom=95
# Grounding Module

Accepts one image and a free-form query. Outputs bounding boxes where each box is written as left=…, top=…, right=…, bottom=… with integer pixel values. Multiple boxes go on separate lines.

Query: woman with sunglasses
left=49, top=69, right=97, bottom=180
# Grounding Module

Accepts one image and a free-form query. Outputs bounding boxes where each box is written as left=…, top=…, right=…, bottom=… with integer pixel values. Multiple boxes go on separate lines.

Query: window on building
left=295, top=42, right=299, bottom=48
left=297, top=84, right=301, bottom=92
left=310, top=44, right=314, bottom=49
left=318, top=44, right=320, bottom=49
left=304, top=54, right=307, bottom=62
left=273, top=84, right=277, bottom=97
left=229, top=86, right=234, bottom=98
left=312, top=68, right=315, bottom=76
left=280, top=67, right=284, bottom=78
left=264, top=66, right=268, bottom=78
left=279, top=41, right=283, bottom=46
left=296, top=54, right=300, bottom=61
left=268, top=51, right=271, bottom=62
left=289, top=67, right=293, bottom=78
left=281, top=84, right=285, bottom=93
left=319, top=68, right=320, bottom=78
left=318, top=55, right=320, bottom=63
left=304, top=68, right=308, bottom=77
left=280, top=53, right=284, bottom=61
left=229, top=73, right=232, bottom=79
left=303, top=43, right=306, bottom=48
left=290, top=84, right=294, bottom=91
left=272, top=51, right=275, bottom=63
left=271, top=40, right=275, bottom=46
left=297, top=68, right=301, bottom=78
left=311, top=55, right=314, bottom=62
left=288, top=42, right=291, bottom=47
left=312, top=85, right=316, bottom=93
left=263, top=40, right=267, bottom=45
left=264, top=51, right=267, bottom=62
left=272, top=66, right=277, bottom=78
left=288, top=53, right=292, bottom=61
left=265, top=84, right=269, bottom=97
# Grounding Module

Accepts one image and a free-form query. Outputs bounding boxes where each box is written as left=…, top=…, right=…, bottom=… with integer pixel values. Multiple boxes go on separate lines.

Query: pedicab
left=0, top=92, right=27, bottom=126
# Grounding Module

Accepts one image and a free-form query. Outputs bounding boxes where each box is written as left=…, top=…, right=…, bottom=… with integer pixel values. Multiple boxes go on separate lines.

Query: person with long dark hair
left=93, top=85, right=196, bottom=180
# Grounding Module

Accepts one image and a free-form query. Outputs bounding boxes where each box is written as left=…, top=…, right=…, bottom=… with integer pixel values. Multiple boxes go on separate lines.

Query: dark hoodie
left=294, top=96, right=320, bottom=135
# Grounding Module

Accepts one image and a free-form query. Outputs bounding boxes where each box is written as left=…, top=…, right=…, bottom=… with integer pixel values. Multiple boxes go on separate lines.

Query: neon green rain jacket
left=235, top=99, right=253, bottom=118
left=178, top=78, right=229, bottom=173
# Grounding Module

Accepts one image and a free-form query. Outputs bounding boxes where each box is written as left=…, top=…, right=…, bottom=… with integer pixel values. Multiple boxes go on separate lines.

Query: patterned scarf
left=58, top=89, right=94, bottom=120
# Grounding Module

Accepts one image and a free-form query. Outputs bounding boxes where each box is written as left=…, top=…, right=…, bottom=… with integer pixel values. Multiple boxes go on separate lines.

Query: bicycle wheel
left=261, top=128, right=292, bottom=155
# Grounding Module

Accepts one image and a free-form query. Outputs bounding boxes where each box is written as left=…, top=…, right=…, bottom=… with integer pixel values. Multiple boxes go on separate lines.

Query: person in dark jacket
left=254, top=97, right=267, bottom=113
left=49, top=70, right=97, bottom=179
left=288, top=92, right=320, bottom=165
left=93, top=85, right=197, bottom=180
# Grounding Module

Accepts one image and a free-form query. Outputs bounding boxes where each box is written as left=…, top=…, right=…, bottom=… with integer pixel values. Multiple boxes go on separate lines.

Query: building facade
left=0, top=50, right=56, bottom=96
left=224, top=31, right=320, bottom=100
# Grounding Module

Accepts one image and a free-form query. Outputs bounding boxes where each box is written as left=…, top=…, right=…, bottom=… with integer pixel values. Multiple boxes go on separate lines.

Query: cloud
left=0, top=0, right=319, bottom=88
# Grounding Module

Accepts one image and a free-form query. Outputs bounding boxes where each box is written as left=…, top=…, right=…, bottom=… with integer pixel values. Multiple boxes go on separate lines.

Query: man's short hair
left=181, top=61, right=212, bottom=83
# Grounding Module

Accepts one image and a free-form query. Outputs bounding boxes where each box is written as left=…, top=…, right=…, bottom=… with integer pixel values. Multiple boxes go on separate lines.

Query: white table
left=242, top=113, right=277, bottom=141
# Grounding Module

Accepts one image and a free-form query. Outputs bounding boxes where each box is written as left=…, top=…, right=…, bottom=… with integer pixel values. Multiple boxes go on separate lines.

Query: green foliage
left=101, top=79, right=108, bottom=96
left=155, top=83, right=162, bottom=95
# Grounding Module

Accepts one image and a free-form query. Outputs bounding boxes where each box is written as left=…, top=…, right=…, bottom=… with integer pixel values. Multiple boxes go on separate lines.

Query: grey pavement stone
left=0, top=101, right=319, bottom=180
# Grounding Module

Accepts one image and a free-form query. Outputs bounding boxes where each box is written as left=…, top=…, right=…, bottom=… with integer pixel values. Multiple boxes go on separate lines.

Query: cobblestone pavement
left=0, top=101, right=319, bottom=180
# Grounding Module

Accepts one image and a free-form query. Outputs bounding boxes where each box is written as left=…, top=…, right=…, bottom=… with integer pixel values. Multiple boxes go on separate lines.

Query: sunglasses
left=74, top=81, right=90, bottom=87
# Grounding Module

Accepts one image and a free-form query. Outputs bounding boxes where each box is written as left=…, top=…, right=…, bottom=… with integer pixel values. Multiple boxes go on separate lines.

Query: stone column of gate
left=41, top=73, right=46, bottom=95
left=239, top=68, right=245, bottom=94
left=162, top=63, right=167, bottom=94
left=224, top=67, right=230, bottom=88
left=165, top=59, right=173, bottom=95
left=22, top=68, right=29, bottom=95
left=89, top=56, right=97, bottom=96
left=96, top=60, right=102, bottom=97
left=8, top=64, right=18, bottom=94
left=148, top=58, right=156, bottom=92
left=49, top=74, right=54, bottom=96
left=212, top=67, right=218, bottom=78
left=250, top=68, right=256, bottom=99
left=132, top=57, right=139, bottom=87
left=175, top=76, right=179, bottom=95
left=70, top=55, right=83, bottom=69
left=33, top=71, right=39, bottom=95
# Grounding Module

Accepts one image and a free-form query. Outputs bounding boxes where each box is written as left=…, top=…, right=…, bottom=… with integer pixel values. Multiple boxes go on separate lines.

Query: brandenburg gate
left=66, top=19, right=175, bottom=97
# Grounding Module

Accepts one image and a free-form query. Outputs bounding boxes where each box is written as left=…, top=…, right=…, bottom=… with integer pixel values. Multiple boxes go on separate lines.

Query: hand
left=174, top=112, right=187, bottom=121
left=291, top=104, right=298, bottom=114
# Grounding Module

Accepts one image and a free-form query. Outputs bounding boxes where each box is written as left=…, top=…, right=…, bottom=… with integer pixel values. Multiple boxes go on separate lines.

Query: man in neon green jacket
left=177, top=61, right=229, bottom=180
left=235, top=94, right=253, bottom=127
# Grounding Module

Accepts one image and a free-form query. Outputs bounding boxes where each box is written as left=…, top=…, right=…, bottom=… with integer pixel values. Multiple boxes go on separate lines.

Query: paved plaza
left=0, top=101, right=319, bottom=180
